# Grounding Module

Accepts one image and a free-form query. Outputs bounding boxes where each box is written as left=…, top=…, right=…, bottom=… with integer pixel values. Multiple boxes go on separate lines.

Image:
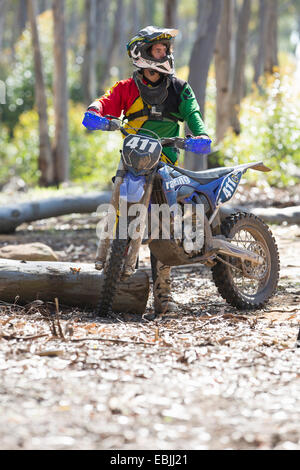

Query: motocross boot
left=95, top=260, right=104, bottom=271
left=94, top=242, right=104, bottom=270
left=151, top=253, right=178, bottom=315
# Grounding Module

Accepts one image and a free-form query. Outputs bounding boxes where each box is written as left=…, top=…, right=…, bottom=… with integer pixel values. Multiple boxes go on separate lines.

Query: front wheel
left=97, top=235, right=129, bottom=316
left=212, top=212, right=280, bottom=310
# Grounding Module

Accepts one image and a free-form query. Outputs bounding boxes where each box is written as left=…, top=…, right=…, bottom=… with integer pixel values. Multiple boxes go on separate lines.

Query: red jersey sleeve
left=87, top=78, right=139, bottom=118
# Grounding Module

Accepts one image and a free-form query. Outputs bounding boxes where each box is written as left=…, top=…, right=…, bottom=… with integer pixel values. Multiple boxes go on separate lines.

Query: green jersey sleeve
left=178, top=83, right=207, bottom=136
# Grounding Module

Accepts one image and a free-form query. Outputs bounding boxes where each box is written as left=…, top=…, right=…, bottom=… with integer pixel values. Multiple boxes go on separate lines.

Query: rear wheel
left=212, top=212, right=280, bottom=310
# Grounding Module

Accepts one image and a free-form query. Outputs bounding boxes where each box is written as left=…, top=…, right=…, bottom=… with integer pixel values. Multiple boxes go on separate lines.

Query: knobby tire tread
left=97, top=238, right=128, bottom=316
left=211, top=212, right=280, bottom=310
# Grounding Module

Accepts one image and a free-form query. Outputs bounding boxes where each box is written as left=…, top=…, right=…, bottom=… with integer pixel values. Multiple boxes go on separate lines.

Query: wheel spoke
left=229, top=227, right=269, bottom=296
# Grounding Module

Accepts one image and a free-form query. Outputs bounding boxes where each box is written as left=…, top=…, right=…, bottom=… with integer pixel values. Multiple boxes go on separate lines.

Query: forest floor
left=0, top=185, right=299, bottom=450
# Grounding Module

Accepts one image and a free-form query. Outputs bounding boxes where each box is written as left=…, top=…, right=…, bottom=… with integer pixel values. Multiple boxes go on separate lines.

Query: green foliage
left=219, top=69, right=300, bottom=187
left=0, top=11, right=83, bottom=133
left=0, top=101, right=122, bottom=188
left=68, top=103, right=122, bottom=185
left=1, top=7, right=299, bottom=190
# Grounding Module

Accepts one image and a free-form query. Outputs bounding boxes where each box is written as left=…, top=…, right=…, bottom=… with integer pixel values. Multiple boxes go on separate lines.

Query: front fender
left=119, top=173, right=146, bottom=203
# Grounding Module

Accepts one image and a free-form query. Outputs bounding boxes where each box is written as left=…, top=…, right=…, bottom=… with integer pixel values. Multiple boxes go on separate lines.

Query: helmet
left=127, top=26, right=178, bottom=75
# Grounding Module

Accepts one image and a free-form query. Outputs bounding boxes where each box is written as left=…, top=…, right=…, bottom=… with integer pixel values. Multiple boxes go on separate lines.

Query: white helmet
left=127, top=26, right=178, bottom=75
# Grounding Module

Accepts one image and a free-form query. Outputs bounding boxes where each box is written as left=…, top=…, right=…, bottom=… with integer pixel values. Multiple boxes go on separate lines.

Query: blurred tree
left=143, top=0, right=156, bottom=26
left=82, top=0, right=97, bottom=104
left=38, top=0, right=50, bottom=13
left=253, top=0, right=267, bottom=84
left=68, top=1, right=78, bottom=44
left=52, top=0, right=69, bottom=183
left=188, top=0, right=223, bottom=120
left=215, top=0, right=233, bottom=143
left=229, top=0, right=251, bottom=135
left=164, top=0, right=178, bottom=27
left=0, top=0, right=7, bottom=52
left=96, top=0, right=109, bottom=49
left=185, top=0, right=223, bottom=170
left=17, top=0, right=28, bottom=36
left=253, top=0, right=279, bottom=83
left=127, top=0, right=140, bottom=39
left=9, top=0, right=28, bottom=58
left=264, top=0, right=278, bottom=74
left=100, top=0, right=124, bottom=88
left=27, top=0, right=54, bottom=185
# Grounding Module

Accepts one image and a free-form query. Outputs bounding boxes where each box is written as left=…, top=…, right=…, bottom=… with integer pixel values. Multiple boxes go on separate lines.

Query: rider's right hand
left=82, top=112, right=110, bottom=131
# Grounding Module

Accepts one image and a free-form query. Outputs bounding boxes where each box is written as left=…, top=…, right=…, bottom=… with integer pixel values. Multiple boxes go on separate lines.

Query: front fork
left=95, top=167, right=154, bottom=276
left=95, top=160, right=124, bottom=268
left=122, top=173, right=154, bottom=278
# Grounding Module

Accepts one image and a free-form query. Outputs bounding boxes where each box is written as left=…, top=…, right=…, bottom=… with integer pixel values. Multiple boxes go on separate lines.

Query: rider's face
left=151, top=43, right=167, bottom=60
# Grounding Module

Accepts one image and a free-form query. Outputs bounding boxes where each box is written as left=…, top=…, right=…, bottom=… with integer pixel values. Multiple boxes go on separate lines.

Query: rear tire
left=212, top=212, right=280, bottom=310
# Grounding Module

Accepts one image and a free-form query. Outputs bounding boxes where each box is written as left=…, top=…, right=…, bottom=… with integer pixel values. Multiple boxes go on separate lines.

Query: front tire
left=97, top=235, right=129, bottom=316
left=212, top=212, right=280, bottom=310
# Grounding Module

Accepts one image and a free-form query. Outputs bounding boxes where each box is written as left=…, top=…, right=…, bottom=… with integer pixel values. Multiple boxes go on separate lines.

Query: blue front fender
left=119, top=173, right=146, bottom=203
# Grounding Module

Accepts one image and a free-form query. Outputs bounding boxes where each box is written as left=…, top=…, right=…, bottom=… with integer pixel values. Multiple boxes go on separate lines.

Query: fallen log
left=0, top=191, right=112, bottom=234
left=0, top=259, right=149, bottom=314
left=223, top=205, right=300, bottom=225
left=250, top=205, right=300, bottom=225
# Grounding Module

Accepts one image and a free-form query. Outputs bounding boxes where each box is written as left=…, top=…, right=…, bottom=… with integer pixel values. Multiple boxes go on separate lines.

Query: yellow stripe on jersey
left=124, top=96, right=148, bottom=135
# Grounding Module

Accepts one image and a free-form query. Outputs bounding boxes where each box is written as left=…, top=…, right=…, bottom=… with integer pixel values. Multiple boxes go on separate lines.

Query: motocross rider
left=87, top=26, right=210, bottom=316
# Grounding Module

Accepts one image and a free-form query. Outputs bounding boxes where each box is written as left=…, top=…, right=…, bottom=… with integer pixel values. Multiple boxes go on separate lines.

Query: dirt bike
left=83, top=112, right=280, bottom=316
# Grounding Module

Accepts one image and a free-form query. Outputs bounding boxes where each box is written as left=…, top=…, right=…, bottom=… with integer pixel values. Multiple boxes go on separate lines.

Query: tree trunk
left=17, top=0, right=28, bottom=36
left=0, top=0, right=7, bottom=52
left=164, top=0, right=178, bottom=28
left=38, top=0, right=50, bottom=13
left=253, top=0, right=267, bottom=84
left=68, top=1, right=79, bottom=49
left=264, top=0, right=278, bottom=74
left=185, top=0, right=223, bottom=171
left=10, top=0, right=27, bottom=58
left=0, top=192, right=111, bottom=234
left=101, top=0, right=124, bottom=87
left=229, top=0, right=251, bottom=135
left=27, top=0, right=54, bottom=186
left=96, top=0, right=109, bottom=52
left=143, top=0, right=155, bottom=26
left=52, top=0, right=69, bottom=183
left=0, top=259, right=150, bottom=314
left=215, top=0, right=233, bottom=143
left=82, top=0, right=97, bottom=104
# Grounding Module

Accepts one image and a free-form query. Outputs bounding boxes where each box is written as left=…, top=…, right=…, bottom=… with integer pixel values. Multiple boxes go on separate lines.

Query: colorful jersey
left=88, top=77, right=207, bottom=165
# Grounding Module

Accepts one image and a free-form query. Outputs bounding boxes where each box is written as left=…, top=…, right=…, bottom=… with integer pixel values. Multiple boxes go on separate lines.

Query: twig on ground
left=55, top=298, right=65, bottom=341
left=1, top=333, right=48, bottom=341
left=70, top=336, right=165, bottom=347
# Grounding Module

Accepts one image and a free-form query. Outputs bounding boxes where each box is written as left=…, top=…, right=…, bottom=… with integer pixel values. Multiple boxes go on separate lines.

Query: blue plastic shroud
left=184, top=138, right=211, bottom=154
left=82, top=112, right=110, bottom=131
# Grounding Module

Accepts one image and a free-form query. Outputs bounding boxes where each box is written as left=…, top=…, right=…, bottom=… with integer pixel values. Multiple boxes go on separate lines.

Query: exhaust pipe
left=211, top=238, right=264, bottom=265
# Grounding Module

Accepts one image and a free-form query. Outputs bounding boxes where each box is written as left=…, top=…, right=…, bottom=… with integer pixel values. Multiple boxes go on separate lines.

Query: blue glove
left=82, top=112, right=110, bottom=131
left=184, top=137, right=212, bottom=154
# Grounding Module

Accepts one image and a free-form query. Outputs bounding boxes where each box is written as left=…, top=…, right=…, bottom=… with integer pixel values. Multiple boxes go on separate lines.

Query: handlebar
left=82, top=111, right=211, bottom=154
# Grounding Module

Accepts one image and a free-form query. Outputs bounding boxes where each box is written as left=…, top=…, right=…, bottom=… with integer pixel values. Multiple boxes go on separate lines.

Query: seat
left=170, top=165, right=236, bottom=184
